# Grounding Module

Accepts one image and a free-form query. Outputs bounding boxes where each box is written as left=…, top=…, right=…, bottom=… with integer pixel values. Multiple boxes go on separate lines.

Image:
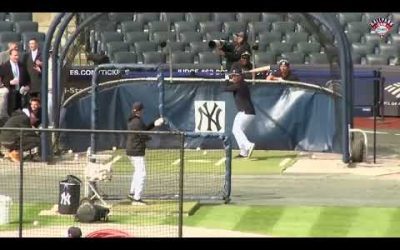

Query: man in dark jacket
left=0, top=110, right=40, bottom=163
left=126, top=102, right=164, bottom=205
left=22, top=38, right=42, bottom=98
left=216, top=31, right=252, bottom=71
left=224, top=64, right=256, bottom=159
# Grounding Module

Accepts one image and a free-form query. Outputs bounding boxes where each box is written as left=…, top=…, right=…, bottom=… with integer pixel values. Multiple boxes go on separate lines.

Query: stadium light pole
left=41, top=13, right=66, bottom=162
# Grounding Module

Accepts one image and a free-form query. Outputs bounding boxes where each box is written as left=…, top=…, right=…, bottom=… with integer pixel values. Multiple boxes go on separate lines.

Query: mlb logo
left=370, top=17, right=394, bottom=37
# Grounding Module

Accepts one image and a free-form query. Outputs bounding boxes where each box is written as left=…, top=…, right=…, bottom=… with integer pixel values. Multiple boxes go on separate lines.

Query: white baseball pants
left=232, top=111, right=255, bottom=156
left=129, top=156, right=146, bottom=200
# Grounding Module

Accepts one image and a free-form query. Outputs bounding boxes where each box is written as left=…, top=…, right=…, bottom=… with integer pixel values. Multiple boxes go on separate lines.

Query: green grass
left=183, top=205, right=400, bottom=237
left=110, top=149, right=297, bottom=175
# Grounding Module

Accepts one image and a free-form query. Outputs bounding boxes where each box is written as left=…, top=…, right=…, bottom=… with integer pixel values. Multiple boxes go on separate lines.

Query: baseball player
left=126, top=102, right=164, bottom=205
left=224, top=65, right=256, bottom=158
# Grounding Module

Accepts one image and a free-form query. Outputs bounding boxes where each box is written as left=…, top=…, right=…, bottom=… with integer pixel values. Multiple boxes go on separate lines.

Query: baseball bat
left=243, top=65, right=271, bottom=74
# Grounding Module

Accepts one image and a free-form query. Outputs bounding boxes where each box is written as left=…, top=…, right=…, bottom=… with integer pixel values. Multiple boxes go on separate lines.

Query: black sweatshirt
left=224, top=79, right=255, bottom=115
left=126, top=114, right=155, bottom=156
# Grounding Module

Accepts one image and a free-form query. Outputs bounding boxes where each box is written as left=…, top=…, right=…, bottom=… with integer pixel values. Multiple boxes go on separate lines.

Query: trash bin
left=0, top=195, right=12, bottom=225
left=58, top=175, right=81, bottom=215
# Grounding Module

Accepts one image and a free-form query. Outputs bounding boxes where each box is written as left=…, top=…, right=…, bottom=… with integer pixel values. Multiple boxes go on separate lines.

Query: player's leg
left=130, top=156, right=146, bottom=201
left=232, top=112, right=247, bottom=157
left=240, top=114, right=256, bottom=157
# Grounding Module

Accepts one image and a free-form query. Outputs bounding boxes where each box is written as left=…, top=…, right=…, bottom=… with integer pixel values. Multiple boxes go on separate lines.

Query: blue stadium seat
left=223, top=21, right=247, bottom=36
left=258, top=31, right=282, bottom=44
left=161, top=13, right=185, bottom=24
left=134, top=13, right=160, bottom=26
left=199, top=21, right=222, bottom=35
left=108, top=13, right=134, bottom=23
left=120, top=21, right=143, bottom=34
left=296, top=42, right=321, bottom=55
left=346, top=22, right=370, bottom=34
left=124, top=32, right=148, bottom=44
left=308, top=53, right=329, bottom=64
left=170, top=51, right=195, bottom=64
left=362, top=33, right=386, bottom=47
left=0, top=13, right=6, bottom=21
left=179, top=31, right=203, bottom=43
left=186, top=13, right=211, bottom=23
left=365, top=54, right=389, bottom=65
left=271, top=21, right=296, bottom=34
left=152, top=31, right=177, bottom=43
left=269, top=42, right=293, bottom=56
left=237, top=13, right=261, bottom=24
left=9, top=13, right=32, bottom=22
left=0, top=31, right=20, bottom=44
left=162, top=41, right=187, bottom=53
left=205, top=32, right=229, bottom=42
left=337, top=13, right=363, bottom=25
left=362, top=13, right=389, bottom=23
left=254, top=52, right=275, bottom=66
left=248, top=22, right=271, bottom=42
left=14, top=21, right=38, bottom=33
left=261, top=13, right=285, bottom=23
left=198, top=51, right=221, bottom=64
left=280, top=52, right=306, bottom=64
left=189, top=41, right=212, bottom=54
left=351, top=43, right=376, bottom=57
left=142, top=51, right=166, bottom=64
left=106, top=41, right=130, bottom=57
left=285, top=32, right=309, bottom=44
left=346, top=32, right=362, bottom=44
left=0, top=21, right=13, bottom=32
left=213, top=13, right=236, bottom=23
left=113, top=51, right=137, bottom=63
left=133, top=41, right=159, bottom=54
left=148, top=21, right=170, bottom=40
left=174, top=21, right=197, bottom=34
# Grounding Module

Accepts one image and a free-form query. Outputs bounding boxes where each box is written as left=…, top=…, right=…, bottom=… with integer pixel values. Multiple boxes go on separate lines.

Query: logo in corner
left=370, top=17, right=394, bottom=37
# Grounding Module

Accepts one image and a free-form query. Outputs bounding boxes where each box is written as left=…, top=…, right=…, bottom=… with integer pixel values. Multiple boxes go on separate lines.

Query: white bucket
left=0, top=195, right=12, bottom=225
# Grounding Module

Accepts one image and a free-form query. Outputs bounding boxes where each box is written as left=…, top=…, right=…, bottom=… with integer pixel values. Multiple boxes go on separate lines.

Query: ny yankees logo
left=195, top=101, right=225, bottom=133
left=60, top=191, right=71, bottom=206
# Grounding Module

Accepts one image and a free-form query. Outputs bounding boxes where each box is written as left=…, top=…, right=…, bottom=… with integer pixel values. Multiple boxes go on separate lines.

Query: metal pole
left=178, top=132, right=184, bottom=238
left=373, top=78, right=379, bottom=163
left=90, top=67, right=100, bottom=155
left=18, top=130, right=23, bottom=238
left=41, top=13, right=66, bottom=162
left=52, top=13, right=75, bottom=129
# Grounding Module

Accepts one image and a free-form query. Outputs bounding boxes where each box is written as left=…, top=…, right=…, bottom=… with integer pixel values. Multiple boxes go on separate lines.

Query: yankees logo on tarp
left=195, top=101, right=225, bottom=133
left=384, top=82, right=400, bottom=116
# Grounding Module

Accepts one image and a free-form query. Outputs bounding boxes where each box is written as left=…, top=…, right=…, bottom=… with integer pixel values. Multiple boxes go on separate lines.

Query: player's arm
left=224, top=83, right=240, bottom=92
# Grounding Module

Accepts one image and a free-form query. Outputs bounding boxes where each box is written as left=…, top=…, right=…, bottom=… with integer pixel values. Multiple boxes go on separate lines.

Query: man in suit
left=0, top=49, right=30, bottom=116
left=23, top=38, right=42, bottom=98
left=0, top=42, right=19, bottom=65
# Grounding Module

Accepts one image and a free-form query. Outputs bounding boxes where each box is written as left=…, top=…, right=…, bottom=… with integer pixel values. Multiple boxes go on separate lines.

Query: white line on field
left=279, top=158, right=291, bottom=167
left=188, top=159, right=212, bottom=163
left=172, top=159, right=181, bottom=165
left=214, top=157, right=226, bottom=166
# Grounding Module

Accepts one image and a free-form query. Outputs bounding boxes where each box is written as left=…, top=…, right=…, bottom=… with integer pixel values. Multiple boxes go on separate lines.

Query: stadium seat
left=134, top=13, right=160, bottom=26
left=309, top=31, right=335, bottom=44
left=170, top=51, right=195, bottom=64
left=162, top=41, right=186, bottom=53
left=185, top=13, right=211, bottom=23
left=362, top=13, right=389, bottom=23
left=363, top=33, right=386, bottom=47
left=148, top=21, right=170, bottom=40
left=0, top=32, right=20, bottom=44
left=346, top=22, right=370, bottom=34
left=199, top=21, right=222, bottom=34
left=152, top=31, right=176, bottom=43
left=142, top=51, right=166, bottom=64
left=248, top=22, right=271, bottom=42
left=378, top=44, right=400, bottom=58
left=389, top=34, right=400, bottom=46
left=269, top=42, right=294, bottom=56
left=9, top=13, right=32, bottom=22
left=108, top=13, right=134, bottom=23
left=106, top=41, right=130, bottom=57
left=271, top=21, right=296, bottom=33
left=179, top=31, right=203, bottom=43
left=21, top=32, right=45, bottom=49
left=280, top=52, right=306, bottom=64
left=258, top=31, right=282, bottom=44
left=14, top=21, right=38, bottom=33
left=0, top=13, right=6, bottom=21
left=237, top=13, right=261, bottom=24
left=351, top=43, right=376, bottom=57
left=365, top=54, right=389, bottom=65
left=93, top=21, right=117, bottom=34
left=101, top=32, right=124, bottom=44
left=308, top=53, right=329, bottom=64
left=296, top=42, right=321, bottom=54
left=285, top=32, right=309, bottom=44
left=352, top=53, right=362, bottom=64
left=346, top=32, right=362, bottom=44
left=213, top=13, right=236, bottom=23
left=0, top=21, right=13, bottom=32
left=205, top=32, right=229, bottom=42
left=223, top=22, right=247, bottom=35
left=133, top=41, right=159, bottom=54
left=160, top=12, right=185, bottom=24
left=120, top=21, right=143, bottom=33
left=124, top=32, right=148, bottom=44
left=198, top=51, right=221, bottom=64
left=254, top=52, right=275, bottom=66
left=337, top=13, right=363, bottom=25
left=189, top=41, right=211, bottom=54
left=113, top=51, right=137, bottom=63
left=261, top=13, right=285, bottom=23
left=174, top=21, right=197, bottom=34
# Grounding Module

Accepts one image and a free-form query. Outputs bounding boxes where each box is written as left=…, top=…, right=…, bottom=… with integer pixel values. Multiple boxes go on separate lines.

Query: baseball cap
left=68, top=227, right=82, bottom=238
left=278, top=59, right=290, bottom=66
left=229, top=65, right=243, bottom=76
left=132, top=102, right=144, bottom=111
left=241, top=51, right=251, bottom=59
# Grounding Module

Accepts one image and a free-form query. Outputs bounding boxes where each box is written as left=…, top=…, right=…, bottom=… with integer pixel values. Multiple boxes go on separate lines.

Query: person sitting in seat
left=266, top=59, right=299, bottom=81
left=0, top=110, right=40, bottom=163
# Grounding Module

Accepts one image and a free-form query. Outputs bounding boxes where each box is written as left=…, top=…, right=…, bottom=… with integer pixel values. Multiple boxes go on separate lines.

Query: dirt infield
left=0, top=224, right=269, bottom=238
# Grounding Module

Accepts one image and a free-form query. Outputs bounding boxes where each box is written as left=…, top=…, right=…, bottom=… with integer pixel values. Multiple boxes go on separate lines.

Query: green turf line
left=385, top=208, right=400, bottom=237
left=268, top=206, right=323, bottom=236
left=309, top=207, right=359, bottom=237
left=233, top=206, right=285, bottom=234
